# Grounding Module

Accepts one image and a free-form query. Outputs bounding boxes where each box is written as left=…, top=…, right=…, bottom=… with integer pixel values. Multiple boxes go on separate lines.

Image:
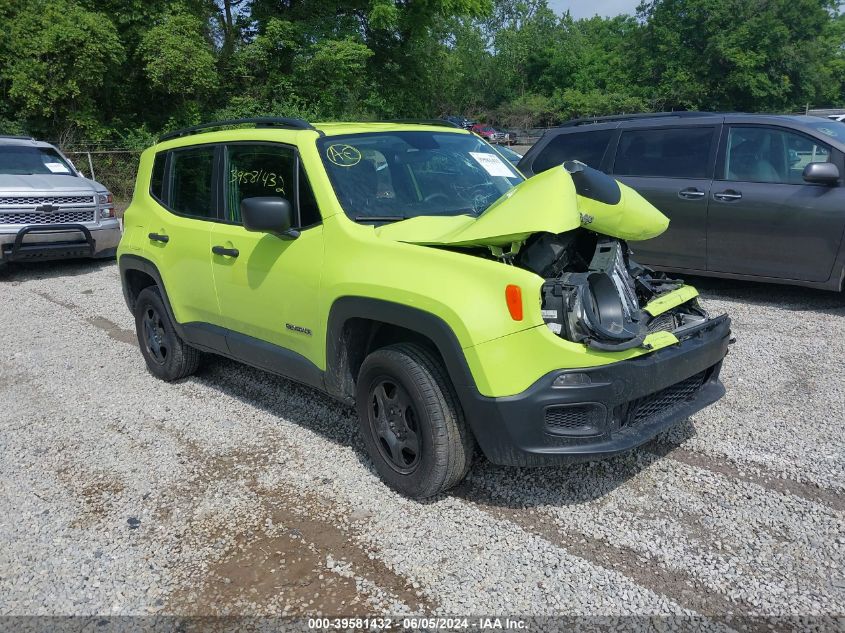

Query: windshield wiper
left=353, top=215, right=409, bottom=223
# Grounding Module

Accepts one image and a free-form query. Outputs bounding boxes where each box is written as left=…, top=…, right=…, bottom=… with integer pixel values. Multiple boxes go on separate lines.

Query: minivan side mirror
left=240, top=196, right=299, bottom=238
left=802, top=162, right=840, bottom=185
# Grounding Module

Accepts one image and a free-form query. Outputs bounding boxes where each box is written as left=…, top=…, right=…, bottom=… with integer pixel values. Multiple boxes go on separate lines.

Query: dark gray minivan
left=518, top=113, right=845, bottom=291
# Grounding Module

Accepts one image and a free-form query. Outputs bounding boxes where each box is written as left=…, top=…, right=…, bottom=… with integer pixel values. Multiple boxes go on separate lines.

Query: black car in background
left=518, top=112, right=845, bottom=291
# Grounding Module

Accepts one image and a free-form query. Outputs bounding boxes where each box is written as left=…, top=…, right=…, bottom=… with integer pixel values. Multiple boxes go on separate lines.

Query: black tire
left=133, top=286, right=200, bottom=381
left=355, top=343, right=474, bottom=498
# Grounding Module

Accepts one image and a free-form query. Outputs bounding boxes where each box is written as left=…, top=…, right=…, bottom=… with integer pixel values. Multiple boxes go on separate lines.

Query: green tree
left=490, top=1, right=561, bottom=100
left=438, top=20, right=497, bottom=114
left=296, top=38, right=374, bottom=116
left=1, top=0, right=124, bottom=136
left=138, top=7, right=219, bottom=127
left=818, top=12, right=845, bottom=106
left=248, top=0, right=491, bottom=116
left=634, top=0, right=837, bottom=111
left=140, top=9, right=218, bottom=97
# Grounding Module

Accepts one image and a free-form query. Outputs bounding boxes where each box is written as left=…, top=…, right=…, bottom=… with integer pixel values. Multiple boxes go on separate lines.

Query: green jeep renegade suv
left=118, top=117, right=731, bottom=498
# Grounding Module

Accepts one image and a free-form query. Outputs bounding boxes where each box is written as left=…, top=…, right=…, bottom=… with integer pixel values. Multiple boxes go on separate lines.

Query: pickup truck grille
left=0, top=195, right=94, bottom=206
left=0, top=210, right=96, bottom=225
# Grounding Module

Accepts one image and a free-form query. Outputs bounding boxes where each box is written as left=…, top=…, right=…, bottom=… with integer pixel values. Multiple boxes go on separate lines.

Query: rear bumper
left=0, top=221, right=121, bottom=262
left=458, top=314, right=731, bottom=467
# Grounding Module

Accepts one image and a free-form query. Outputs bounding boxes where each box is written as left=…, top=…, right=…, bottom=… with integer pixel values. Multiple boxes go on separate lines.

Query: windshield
left=0, top=145, right=75, bottom=176
left=318, top=131, right=523, bottom=222
left=494, top=144, right=523, bottom=165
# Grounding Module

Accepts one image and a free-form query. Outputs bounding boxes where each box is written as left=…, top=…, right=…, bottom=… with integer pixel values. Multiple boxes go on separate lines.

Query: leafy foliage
left=139, top=9, right=218, bottom=97
left=1, top=0, right=124, bottom=136
left=0, top=0, right=843, bottom=141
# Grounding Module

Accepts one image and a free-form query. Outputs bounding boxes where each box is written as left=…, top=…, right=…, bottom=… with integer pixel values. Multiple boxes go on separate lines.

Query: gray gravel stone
left=0, top=260, right=842, bottom=621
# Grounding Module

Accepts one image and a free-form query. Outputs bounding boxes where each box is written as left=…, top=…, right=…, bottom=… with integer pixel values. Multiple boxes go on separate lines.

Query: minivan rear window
left=531, top=130, right=614, bottom=173
left=614, top=127, right=714, bottom=179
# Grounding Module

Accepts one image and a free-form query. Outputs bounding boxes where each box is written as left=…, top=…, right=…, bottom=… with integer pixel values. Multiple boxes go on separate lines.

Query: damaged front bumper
left=457, top=314, right=731, bottom=467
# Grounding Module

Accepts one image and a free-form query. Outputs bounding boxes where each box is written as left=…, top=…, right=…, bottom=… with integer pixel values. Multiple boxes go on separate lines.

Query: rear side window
left=150, top=152, right=166, bottom=202
left=225, top=144, right=296, bottom=224
left=531, top=130, right=615, bottom=173
left=614, top=127, right=714, bottom=178
left=169, top=146, right=216, bottom=218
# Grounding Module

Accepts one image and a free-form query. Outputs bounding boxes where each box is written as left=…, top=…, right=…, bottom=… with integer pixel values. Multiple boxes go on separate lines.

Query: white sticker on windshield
left=470, top=152, right=516, bottom=178
left=44, top=162, right=70, bottom=173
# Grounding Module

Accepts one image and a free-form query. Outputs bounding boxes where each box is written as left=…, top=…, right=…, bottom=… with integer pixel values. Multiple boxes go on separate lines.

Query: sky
left=549, top=0, right=640, bottom=19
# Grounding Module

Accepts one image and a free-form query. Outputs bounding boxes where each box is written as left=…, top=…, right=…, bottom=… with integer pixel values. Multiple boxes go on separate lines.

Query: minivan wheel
left=133, top=286, right=200, bottom=381
left=355, top=343, right=473, bottom=498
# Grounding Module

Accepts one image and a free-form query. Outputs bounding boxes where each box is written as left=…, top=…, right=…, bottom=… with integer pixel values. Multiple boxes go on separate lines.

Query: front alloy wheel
left=368, top=378, right=421, bottom=474
left=355, top=343, right=474, bottom=498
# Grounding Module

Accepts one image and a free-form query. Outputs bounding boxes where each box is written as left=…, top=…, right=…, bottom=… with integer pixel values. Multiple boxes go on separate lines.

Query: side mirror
left=240, top=196, right=299, bottom=238
left=802, top=162, right=840, bottom=185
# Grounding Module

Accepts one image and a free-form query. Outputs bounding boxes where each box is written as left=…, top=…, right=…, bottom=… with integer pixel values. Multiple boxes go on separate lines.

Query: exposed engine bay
left=381, top=158, right=711, bottom=352
left=514, top=230, right=708, bottom=351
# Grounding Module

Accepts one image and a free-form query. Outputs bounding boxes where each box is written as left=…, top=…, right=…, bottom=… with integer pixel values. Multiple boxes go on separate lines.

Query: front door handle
left=714, top=190, right=743, bottom=201
left=212, top=245, right=239, bottom=258
left=678, top=187, right=706, bottom=199
left=148, top=232, right=169, bottom=243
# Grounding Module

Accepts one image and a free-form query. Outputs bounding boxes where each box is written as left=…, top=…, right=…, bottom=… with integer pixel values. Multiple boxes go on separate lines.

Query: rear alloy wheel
left=133, top=286, right=200, bottom=381
left=356, top=343, right=473, bottom=498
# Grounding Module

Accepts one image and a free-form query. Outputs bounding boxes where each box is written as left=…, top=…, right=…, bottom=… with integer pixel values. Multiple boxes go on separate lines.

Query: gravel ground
left=0, top=259, right=843, bottom=624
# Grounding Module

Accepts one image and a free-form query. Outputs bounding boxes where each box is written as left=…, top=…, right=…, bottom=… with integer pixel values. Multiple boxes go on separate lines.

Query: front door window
left=225, top=144, right=296, bottom=224
left=723, top=127, right=831, bottom=184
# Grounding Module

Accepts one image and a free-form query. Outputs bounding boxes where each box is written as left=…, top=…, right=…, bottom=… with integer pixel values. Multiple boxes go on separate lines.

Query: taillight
left=505, top=284, right=523, bottom=321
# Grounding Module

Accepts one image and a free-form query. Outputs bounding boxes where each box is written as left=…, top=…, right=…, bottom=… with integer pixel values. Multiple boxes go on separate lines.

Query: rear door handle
left=212, top=245, right=239, bottom=258
left=714, top=190, right=742, bottom=201
left=148, top=232, right=169, bottom=243
left=678, top=187, right=706, bottom=199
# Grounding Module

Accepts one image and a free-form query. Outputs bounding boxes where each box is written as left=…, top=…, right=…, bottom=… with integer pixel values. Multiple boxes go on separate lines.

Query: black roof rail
left=158, top=117, right=318, bottom=142
left=558, top=111, right=718, bottom=127
left=383, top=119, right=461, bottom=128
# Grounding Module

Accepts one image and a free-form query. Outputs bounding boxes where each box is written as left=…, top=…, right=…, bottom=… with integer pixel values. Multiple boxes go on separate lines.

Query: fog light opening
left=552, top=373, right=592, bottom=388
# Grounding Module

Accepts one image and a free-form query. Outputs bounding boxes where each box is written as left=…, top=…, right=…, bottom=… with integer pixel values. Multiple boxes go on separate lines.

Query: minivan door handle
left=678, top=187, right=706, bottom=199
left=714, top=189, right=743, bottom=201
left=212, top=245, right=239, bottom=258
left=148, top=232, right=169, bottom=243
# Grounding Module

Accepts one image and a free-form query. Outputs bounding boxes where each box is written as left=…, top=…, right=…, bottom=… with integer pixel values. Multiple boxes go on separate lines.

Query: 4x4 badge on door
left=286, top=323, right=312, bottom=336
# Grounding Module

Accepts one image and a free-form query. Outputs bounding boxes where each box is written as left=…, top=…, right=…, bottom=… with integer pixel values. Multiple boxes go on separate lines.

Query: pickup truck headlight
left=98, top=192, right=115, bottom=219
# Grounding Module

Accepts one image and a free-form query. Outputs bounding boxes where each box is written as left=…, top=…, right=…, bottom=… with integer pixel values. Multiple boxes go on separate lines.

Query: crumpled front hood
left=376, top=165, right=669, bottom=247
left=0, top=173, right=96, bottom=193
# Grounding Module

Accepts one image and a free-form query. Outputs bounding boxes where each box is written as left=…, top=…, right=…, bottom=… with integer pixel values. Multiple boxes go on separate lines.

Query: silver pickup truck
left=0, top=136, right=121, bottom=265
